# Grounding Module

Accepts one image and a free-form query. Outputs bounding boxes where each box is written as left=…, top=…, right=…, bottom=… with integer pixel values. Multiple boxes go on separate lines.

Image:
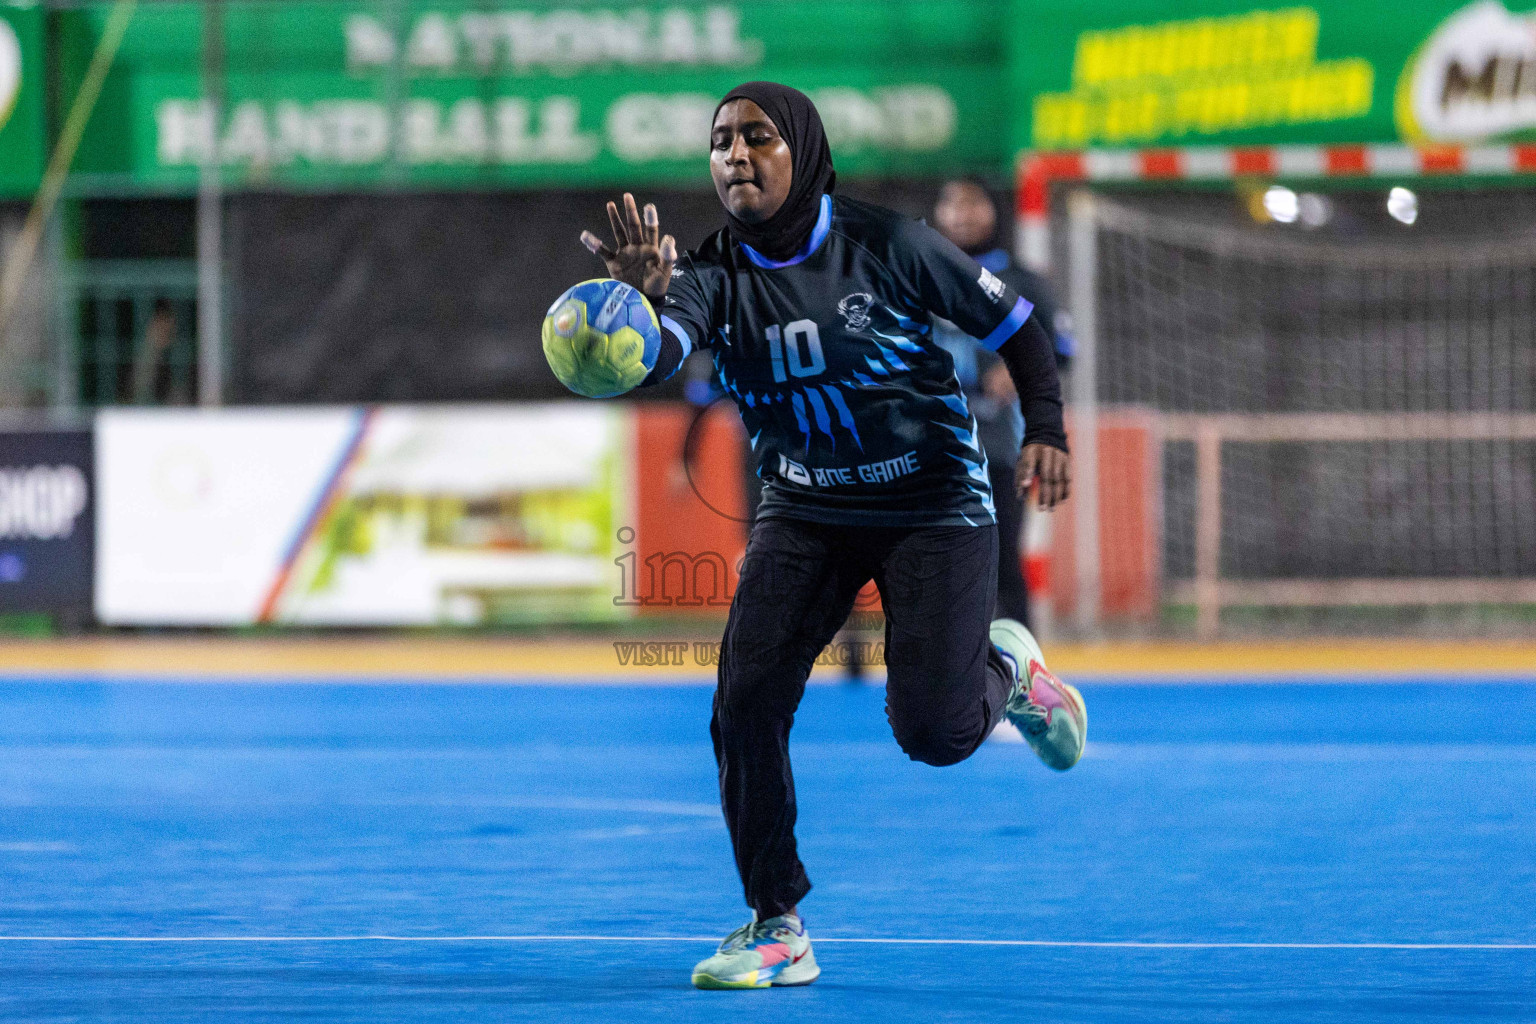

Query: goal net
left=1066, top=189, right=1536, bottom=637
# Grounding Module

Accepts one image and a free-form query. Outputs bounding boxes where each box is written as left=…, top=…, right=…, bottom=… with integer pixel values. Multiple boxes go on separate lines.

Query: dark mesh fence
left=227, top=180, right=949, bottom=403
left=1081, top=191, right=1536, bottom=604
left=228, top=188, right=720, bottom=403
left=1093, top=200, right=1536, bottom=415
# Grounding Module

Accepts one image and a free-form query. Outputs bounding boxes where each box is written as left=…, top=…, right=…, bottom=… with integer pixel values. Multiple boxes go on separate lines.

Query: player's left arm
left=996, top=317, right=1070, bottom=510
left=896, top=221, right=1070, bottom=509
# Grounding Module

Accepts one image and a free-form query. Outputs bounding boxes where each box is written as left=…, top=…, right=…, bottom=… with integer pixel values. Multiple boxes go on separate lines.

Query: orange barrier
left=633, top=404, right=749, bottom=615
left=628, top=403, right=1164, bottom=627
left=1051, top=410, right=1160, bottom=622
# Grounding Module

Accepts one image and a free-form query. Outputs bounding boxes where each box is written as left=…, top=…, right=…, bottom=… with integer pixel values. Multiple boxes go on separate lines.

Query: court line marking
left=0, top=936, right=1530, bottom=950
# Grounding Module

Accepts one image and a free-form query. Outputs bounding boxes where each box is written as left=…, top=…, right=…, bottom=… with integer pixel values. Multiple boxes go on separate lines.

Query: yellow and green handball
left=542, top=278, right=662, bottom=399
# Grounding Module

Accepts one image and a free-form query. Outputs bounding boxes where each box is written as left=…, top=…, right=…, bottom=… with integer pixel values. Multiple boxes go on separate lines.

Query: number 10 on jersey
left=767, top=320, right=825, bottom=382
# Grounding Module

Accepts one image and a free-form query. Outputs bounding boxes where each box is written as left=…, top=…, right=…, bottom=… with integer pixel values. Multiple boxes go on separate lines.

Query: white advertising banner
left=96, top=404, right=631, bottom=626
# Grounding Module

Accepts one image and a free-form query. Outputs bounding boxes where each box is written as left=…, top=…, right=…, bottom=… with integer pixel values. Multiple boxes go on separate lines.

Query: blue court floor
left=1, top=678, right=1533, bottom=1022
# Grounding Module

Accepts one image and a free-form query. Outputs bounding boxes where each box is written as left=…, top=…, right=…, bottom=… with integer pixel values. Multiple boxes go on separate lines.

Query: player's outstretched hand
left=580, top=193, right=678, bottom=298
left=1017, top=443, right=1071, bottom=510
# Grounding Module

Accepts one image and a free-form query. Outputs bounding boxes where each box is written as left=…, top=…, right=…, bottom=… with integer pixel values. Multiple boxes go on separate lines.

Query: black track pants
left=712, top=517, right=1016, bottom=918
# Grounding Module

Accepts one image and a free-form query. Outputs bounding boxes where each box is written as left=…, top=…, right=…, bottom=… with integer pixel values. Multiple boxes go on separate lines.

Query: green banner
left=61, top=0, right=1008, bottom=190
left=1011, top=0, right=1536, bottom=152
left=0, top=3, right=45, bottom=197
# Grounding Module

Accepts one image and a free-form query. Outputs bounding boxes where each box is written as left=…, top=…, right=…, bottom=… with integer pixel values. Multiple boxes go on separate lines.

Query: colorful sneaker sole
left=1025, top=660, right=1087, bottom=770
left=990, top=618, right=1087, bottom=771
left=692, top=970, right=772, bottom=990
left=694, top=964, right=823, bottom=988
left=692, top=959, right=820, bottom=990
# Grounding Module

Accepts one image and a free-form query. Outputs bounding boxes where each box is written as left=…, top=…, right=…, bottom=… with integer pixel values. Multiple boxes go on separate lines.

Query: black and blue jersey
left=657, top=194, right=1034, bottom=528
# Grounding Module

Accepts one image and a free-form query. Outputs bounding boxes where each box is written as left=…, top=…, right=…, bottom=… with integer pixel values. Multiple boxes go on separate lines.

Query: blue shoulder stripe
left=979, top=295, right=1034, bottom=351
left=658, top=314, right=694, bottom=359
left=650, top=313, right=694, bottom=383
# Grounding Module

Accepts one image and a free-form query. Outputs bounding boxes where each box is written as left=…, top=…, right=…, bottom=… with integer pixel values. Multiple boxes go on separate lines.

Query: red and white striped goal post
left=1014, top=142, right=1536, bottom=271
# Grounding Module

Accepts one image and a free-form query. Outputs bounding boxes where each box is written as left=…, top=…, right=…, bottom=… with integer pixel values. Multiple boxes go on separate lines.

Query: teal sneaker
left=990, top=618, right=1087, bottom=770
left=691, top=914, right=819, bottom=989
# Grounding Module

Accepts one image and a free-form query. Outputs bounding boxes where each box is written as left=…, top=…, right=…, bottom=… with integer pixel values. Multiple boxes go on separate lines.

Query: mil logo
left=1397, top=0, right=1536, bottom=141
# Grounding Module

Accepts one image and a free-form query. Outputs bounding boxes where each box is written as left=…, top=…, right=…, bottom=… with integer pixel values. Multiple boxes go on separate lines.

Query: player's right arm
left=578, top=193, right=710, bottom=387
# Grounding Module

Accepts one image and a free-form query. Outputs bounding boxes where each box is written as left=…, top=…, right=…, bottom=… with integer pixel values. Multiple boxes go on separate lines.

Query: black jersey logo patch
left=837, top=292, right=874, bottom=331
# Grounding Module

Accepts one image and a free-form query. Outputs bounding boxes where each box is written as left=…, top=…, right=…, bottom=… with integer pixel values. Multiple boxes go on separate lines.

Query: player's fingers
left=1041, top=451, right=1070, bottom=509
left=643, top=203, right=660, bottom=248
left=1016, top=448, right=1038, bottom=499
left=580, top=230, right=616, bottom=262
left=658, top=235, right=678, bottom=282
left=607, top=201, right=628, bottom=248
left=624, top=193, right=645, bottom=247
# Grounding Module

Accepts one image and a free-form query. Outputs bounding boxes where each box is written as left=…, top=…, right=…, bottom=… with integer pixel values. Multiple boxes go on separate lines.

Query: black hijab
left=714, top=81, right=836, bottom=261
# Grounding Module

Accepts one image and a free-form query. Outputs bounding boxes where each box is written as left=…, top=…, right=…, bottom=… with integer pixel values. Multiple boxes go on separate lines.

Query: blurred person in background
left=130, top=298, right=194, bottom=406
left=931, top=178, right=1074, bottom=629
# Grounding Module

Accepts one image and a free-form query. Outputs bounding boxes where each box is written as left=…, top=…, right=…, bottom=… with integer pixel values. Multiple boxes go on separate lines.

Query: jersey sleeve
left=1004, top=265, right=1073, bottom=367
left=895, top=220, right=1034, bottom=351
left=655, top=255, right=717, bottom=359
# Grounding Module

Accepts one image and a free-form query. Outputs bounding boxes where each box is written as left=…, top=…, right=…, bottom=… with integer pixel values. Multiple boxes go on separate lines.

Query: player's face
left=934, top=181, right=996, bottom=252
left=710, top=99, right=793, bottom=224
